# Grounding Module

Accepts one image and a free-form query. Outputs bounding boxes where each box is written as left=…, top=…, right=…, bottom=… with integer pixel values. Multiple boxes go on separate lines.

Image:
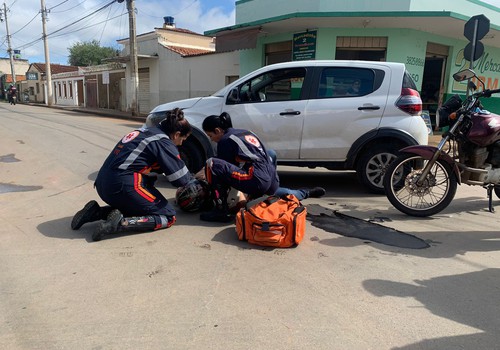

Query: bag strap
left=244, top=195, right=279, bottom=210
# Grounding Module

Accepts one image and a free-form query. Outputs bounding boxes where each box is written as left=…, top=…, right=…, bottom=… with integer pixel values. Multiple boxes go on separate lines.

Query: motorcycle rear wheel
left=383, top=154, right=457, bottom=217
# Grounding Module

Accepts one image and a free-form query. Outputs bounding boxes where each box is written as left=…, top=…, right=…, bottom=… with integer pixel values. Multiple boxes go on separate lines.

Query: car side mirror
left=227, top=88, right=240, bottom=104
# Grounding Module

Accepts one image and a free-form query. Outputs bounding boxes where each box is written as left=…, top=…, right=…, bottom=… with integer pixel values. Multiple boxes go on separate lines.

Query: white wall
left=158, top=49, right=239, bottom=104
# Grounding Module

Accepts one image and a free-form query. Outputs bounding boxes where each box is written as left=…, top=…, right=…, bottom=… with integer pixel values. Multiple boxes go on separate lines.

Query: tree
left=68, top=40, right=118, bottom=66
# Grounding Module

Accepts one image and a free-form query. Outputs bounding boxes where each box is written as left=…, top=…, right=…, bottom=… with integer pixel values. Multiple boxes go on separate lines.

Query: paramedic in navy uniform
left=71, top=108, right=193, bottom=241
left=200, top=112, right=280, bottom=222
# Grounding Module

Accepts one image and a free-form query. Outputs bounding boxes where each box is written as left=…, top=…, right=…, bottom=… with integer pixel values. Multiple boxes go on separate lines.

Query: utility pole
left=127, top=0, right=138, bottom=116
left=40, top=0, right=53, bottom=106
left=2, top=3, right=16, bottom=86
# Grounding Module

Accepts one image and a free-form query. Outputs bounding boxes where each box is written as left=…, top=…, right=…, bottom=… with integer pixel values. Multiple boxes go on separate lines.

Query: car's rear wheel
left=356, top=144, right=401, bottom=194
left=178, top=137, right=206, bottom=173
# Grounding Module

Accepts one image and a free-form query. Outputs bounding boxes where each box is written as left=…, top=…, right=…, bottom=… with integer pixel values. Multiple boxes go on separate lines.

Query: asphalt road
left=1, top=103, right=500, bottom=350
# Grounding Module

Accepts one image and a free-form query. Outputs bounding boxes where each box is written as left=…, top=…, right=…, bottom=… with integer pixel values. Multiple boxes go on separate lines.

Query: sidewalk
left=27, top=102, right=148, bottom=123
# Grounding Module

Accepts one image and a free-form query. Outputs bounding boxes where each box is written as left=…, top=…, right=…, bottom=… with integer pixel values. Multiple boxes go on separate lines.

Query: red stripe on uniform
left=134, top=172, right=156, bottom=202
left=205, top=163, right=213, bottom=184
left=231, top=166, right=254, bottom=181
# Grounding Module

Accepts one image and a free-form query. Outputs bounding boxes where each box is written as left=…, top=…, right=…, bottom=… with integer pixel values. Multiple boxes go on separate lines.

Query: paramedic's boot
left=71, top=200, right=112, bottom=230
left=200, top=186, right=234, bottom=223
left=306, top=187, right=326, bottom=198
left=92, top=210, right=164, bottom=241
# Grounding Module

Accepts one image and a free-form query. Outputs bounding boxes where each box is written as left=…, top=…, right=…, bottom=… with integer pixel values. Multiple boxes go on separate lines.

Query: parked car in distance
left=147, top=60, right=427, bottom=193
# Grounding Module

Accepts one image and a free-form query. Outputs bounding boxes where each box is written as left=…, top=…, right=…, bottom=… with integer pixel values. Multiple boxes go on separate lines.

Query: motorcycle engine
left=460, top=142, right=489, bottom=168
left=487, top=141, right=500, bottom=167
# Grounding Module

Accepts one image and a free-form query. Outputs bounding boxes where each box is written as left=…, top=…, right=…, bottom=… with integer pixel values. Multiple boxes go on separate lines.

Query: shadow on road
left=364, top=269, right=500, bottom=349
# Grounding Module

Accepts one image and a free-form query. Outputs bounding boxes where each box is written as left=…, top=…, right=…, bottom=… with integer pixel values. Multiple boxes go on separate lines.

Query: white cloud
left=2, top=0, right=235, bottom=65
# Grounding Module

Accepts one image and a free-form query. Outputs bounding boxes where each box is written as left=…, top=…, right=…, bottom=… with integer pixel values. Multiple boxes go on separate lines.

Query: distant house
left=0, top=57, right=29, bottom=100
left=76, top=63, right=126, bottom=110
left=111, top=16, right=239, bottom=114
left=24, top=63, right=79, bottom=104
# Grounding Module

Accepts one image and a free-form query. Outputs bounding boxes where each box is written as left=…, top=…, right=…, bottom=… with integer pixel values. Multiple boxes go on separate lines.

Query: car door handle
left=358, top=106, right=380, bottom=110
left=279, top=110, right=301, bottom=116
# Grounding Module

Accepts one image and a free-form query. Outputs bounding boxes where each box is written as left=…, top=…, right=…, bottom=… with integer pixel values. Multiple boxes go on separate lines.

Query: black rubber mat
left=307, top=204, right=429, bottom=249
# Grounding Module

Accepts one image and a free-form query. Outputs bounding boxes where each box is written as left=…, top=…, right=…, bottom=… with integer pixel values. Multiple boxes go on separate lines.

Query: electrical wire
left=49, top=13, right=126, bottom=39
left=99, top=3, right=113, bottom=43
left=10, top=13, right=39, bottom=36
left=48, top=0, right=72, bottom=11
left=14, top=0, right=117, bottom=51
left=51, top=0, right=88, bottom=13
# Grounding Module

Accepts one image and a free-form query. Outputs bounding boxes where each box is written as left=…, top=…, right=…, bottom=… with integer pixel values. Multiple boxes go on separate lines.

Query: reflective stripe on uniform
left=229, top=134, right=259, bottom=161
left=165, top=166, right=190, bottom=182
left=134, top=172, right=156, bottom=202
left=118, top=134, right=169, bottom=170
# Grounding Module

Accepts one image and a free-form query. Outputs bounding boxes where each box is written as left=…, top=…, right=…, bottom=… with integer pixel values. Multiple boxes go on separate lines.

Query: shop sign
left=293, top=30, right=317, bottom=61
left=26, top=72, right=38, bottom=80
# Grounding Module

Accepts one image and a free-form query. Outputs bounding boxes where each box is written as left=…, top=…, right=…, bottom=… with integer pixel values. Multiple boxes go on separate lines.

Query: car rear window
left=316, top=67, right=382, bottom=98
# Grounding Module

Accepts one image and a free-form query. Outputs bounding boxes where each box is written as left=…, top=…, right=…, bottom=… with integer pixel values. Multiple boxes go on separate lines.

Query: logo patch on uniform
left=122, top=131, right=139, bottom=143
left=245, top=134, right=260, bottom=147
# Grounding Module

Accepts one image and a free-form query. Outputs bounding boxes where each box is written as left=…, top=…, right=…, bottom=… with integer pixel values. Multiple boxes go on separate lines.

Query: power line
left=10, top=13, right=39, bottom=36
left=50, top=13, right=126, bottom=39
left=13, top=0, right=117, bottom=51
left=48, top=0, right=72, bottom=11
left=51, top=0, right=88, bottom=13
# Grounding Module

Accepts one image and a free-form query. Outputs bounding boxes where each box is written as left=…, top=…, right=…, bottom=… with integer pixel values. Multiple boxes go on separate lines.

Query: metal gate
left=85, top=78, right=98, bottom=108
left=138, top=68, right=150, bottom=113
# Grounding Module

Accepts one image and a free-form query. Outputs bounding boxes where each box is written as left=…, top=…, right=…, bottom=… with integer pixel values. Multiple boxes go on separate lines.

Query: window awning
left=215, top=27, right=260, bottom=52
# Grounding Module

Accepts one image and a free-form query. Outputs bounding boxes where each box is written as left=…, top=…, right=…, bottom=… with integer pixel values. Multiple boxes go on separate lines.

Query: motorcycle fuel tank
left=468, top=112, right=500, bottom=147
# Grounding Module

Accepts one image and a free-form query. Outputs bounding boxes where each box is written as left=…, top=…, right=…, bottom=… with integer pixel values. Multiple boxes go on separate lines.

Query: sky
left=0, top=0, right=236, bottom=65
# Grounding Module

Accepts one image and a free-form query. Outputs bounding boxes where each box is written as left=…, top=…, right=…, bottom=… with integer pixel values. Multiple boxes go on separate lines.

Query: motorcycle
left=383, top=68, right=500, bottom=216
left=8, top=90, right=17, bottom=105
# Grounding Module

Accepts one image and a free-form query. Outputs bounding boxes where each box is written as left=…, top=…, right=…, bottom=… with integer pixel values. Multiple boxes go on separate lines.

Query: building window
left=29, top=87, right=34, bottom=95
left=36, top=83, right=40, bottom=94
left=265, top=41, right=292, bottom=65
left=336, top=36, right=387, bottom=61
left=63, top=82, right=67, bottom=98
left=69, top=81, right=73, bottom=98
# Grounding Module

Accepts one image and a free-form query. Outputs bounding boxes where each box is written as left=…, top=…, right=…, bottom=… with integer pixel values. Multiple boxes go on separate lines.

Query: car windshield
left=212, top=86, right=229, bottom=97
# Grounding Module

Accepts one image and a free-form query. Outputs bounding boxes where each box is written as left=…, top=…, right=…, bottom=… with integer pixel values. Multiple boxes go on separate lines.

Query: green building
left=207, top=0, right=500, bottom=121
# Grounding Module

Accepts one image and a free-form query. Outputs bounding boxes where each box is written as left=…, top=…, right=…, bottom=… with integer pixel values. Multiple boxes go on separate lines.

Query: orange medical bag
left=235, top=194, right=306, bottom=247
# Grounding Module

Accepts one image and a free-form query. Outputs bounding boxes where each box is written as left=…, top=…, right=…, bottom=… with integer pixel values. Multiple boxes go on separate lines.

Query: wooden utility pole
left=40, top=0, right=53, bottom=106
left=3, top=3, right=16, bottom=85
left=127, top=0, right=138, bottom=116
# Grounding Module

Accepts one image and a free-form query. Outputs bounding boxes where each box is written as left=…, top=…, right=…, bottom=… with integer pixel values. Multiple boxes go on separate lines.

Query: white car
left=147, top=60, right=427, bottom=193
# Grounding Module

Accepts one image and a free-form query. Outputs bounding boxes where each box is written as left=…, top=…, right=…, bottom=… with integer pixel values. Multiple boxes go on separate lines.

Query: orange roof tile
left=31, top=63, right=79, bottom=74
left=5, top=74, right=26, bottom=83
left=164, top=46, right=214, bottom=57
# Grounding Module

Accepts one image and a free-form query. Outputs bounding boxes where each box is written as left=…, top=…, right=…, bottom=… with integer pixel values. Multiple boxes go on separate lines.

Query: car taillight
left=396, top=88, right=422, bottom=116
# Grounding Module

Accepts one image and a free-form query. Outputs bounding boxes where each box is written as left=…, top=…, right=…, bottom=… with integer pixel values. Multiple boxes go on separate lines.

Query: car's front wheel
left=178, top=137, right=206, bottom=173
left=356, top=144, right=401, bottom=194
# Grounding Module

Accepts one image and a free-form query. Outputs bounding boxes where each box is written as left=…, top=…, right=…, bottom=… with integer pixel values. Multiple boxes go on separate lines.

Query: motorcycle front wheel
left=383, top=154, right=458, bottom=217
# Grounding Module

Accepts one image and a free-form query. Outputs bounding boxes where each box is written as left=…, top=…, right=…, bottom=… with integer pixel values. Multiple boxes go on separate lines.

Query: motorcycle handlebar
left=480, top=88, right=500, bottom=97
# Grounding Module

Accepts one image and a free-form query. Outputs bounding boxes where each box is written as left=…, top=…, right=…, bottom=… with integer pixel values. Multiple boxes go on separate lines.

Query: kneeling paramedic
left=71, top=108, right=193, bottom=241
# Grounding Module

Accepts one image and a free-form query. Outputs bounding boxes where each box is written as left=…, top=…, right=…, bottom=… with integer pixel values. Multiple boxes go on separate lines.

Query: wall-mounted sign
left=26, top=72, right=38, bottom=80
left=102, top=71, right=109, bottom=85
left=293, top=30, right=317, bottom=61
